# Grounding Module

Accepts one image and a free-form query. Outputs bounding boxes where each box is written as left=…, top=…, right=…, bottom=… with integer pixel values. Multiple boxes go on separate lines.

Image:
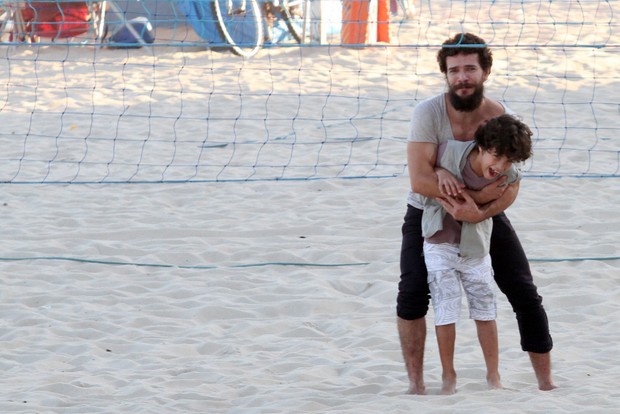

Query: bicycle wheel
left=280, top=0, right=307, bottom=44
left=212, top=0, right=264, bottom=57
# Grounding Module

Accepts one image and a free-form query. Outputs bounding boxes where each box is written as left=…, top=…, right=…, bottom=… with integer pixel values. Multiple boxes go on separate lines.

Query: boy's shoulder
left=437, top=140, right=476, bottom=169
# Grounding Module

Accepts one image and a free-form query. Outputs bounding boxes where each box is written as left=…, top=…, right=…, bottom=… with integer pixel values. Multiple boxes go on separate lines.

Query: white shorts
left=424, top=242, right=497, bottom=326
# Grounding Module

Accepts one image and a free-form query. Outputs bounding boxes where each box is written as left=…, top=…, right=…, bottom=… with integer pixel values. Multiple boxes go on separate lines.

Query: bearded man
left=396, top=32, right=557, bottom=394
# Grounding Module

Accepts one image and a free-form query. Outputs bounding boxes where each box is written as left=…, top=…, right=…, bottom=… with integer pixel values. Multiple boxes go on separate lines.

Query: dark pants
left=397, top=205, right=553, bottom=353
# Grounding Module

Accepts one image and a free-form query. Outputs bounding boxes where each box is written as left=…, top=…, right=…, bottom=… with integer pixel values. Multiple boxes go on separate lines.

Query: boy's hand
left=435, top=167, right=465, bottom=197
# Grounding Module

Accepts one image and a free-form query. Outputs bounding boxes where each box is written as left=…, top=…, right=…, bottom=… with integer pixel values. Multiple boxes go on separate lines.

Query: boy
left=421, top=114, right=533, bottom=394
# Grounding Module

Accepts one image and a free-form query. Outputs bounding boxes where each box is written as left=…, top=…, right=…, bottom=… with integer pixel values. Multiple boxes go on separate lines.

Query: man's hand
left=469, top=175, right=508, bottom=205
left=436, top=190, right=485, bottom=224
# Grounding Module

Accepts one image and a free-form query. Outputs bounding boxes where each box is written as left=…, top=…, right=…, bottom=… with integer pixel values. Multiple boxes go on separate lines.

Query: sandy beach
left=1, top=177, right=619, bottom=413
left=1, top=0, right=619, bottom=412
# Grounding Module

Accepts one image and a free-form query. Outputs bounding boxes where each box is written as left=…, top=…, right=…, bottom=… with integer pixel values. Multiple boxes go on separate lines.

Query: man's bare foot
left=487, top=372, right=503, bottom=390
left=529, top=352, right=558, bottom=391
left=441, top=372, right=457, bottom=395
left=538, top=381, right=558, bottom=391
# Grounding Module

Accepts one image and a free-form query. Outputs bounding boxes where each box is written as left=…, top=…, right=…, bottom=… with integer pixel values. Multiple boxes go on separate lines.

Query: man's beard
left=448, top=83, right=484, bottom=112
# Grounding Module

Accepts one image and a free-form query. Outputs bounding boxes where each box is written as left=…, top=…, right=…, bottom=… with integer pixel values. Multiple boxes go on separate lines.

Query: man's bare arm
left=408, top=141, right=462, bottom=198
left=466, top=175, right=509, bottom=205
left=480, top=181, right=519, bottom=217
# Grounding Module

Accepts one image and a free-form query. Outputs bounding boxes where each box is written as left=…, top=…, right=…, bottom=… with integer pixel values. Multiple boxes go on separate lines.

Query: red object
left=341, top=0, right=390, bottom=45
left=20, top=2, right=91, bottom=39
left=377, top=0, right=390, bottom=43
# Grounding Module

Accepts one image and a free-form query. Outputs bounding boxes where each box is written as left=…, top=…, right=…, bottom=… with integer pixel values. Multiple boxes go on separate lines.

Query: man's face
left=445, top=53, right=489, bottom=112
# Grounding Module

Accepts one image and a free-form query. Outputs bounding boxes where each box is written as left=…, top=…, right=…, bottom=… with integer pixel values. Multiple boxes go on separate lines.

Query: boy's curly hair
left=475, top=115, right=533, bottom=163
left=437, top=33, right=493, bottom=74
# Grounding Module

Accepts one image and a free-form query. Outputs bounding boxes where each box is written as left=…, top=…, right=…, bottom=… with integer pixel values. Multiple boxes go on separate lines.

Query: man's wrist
left=478, top=203, right=501, bottom=220
left=469, top=189, right=495, bottom=206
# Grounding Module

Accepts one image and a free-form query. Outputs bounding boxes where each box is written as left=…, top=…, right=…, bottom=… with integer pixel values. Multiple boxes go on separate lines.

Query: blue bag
left=110, top=17, right=155, bottom=46
left=178, top=0, right=261, bottom=47
left=177, top=0, right=224, bottom=43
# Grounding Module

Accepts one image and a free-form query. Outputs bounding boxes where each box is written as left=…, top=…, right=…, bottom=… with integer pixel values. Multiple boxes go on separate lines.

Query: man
left=397, top=32, right=556, bottom=394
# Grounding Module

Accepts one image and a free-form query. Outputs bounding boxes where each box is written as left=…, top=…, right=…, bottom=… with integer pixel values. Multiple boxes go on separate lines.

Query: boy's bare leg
left=436, top=323, right=457, bottom=395
left=529, top=352, right=557, bottom=391
left=397, top=317, right=427, bottom=394
left=475, top=320, right=503, bottom=390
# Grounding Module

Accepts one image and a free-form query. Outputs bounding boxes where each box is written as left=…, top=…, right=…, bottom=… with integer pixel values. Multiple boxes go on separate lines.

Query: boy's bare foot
left=487, top=372, right=503, bottom=390
left=407, top=381, right=426, bottom=395
left=441, top=372, right=457, bottom=395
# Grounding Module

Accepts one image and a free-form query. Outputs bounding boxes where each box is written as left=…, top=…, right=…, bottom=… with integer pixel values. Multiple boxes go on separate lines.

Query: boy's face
left=479, top=149, right=513, bottom=180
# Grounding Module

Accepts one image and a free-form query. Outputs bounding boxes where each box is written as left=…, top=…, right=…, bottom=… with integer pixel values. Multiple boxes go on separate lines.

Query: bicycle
left=180, top=0, right=309, bottom=58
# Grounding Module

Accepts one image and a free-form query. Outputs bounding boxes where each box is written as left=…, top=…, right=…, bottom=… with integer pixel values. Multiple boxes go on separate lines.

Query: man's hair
left=437, top=33, right=493, bottom=74
left=474, top=115, right=533, bottom=163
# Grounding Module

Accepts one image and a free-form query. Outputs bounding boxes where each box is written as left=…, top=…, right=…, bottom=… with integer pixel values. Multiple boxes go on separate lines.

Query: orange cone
left=341, top=0, right=390, bottom=45
left=341, top=0, right=370, bottom=45
left=377, top=0, right=390, bottom=43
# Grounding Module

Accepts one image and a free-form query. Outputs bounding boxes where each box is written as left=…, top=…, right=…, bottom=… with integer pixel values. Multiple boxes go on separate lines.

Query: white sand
left=1, top=1, right=619, bottom=412
left=1, top=178, right=619, bottom=412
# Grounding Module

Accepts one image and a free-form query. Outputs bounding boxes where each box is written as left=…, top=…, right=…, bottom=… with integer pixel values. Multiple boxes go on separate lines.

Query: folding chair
left=0, top=0, right=108, bottom=44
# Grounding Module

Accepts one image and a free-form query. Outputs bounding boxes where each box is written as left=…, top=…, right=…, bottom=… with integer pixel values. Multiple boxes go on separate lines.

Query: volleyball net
left=0, top=0, right=618, bottom=184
